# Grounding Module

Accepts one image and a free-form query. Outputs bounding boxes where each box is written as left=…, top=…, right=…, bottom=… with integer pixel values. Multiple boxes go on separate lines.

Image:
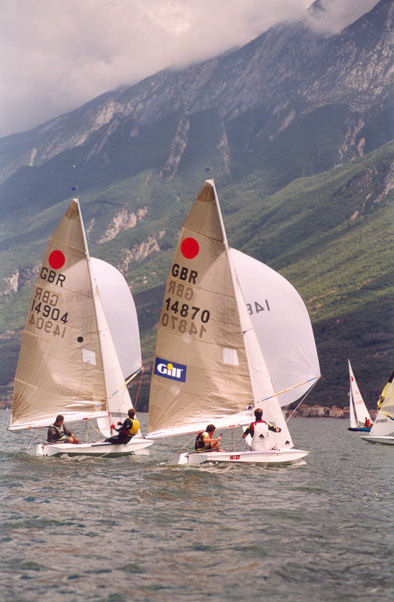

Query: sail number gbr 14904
left=28, top=286, right=68, bottom=338
left=161, top=298, right=210, bottom=338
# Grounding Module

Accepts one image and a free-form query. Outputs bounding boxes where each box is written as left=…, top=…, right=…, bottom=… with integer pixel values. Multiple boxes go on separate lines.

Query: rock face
left=0, top=0, right=391, bottom=192
left=97, top=207, right=148, bottom=244
left=0, top=265, right=40, bottom=296
left=120, top=230, right=165, bottom=275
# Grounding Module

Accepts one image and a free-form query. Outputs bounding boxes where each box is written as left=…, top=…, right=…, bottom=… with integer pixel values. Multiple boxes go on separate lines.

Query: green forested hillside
left=0, top=142, right=392, bottom=409
left=106, top=143, right=394, bottom=408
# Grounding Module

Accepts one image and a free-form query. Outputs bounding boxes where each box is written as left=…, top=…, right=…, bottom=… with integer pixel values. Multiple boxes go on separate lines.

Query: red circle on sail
left=48, top=250, right=65, bottom=269
left=181, top=237, right=199, bottom=259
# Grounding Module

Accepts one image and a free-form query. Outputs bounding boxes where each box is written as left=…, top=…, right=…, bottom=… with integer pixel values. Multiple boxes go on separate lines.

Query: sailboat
left=347, top=360, right=372, bottom=431
left=361, top=371, right=394, bottom=445
left=146, top=180, right=320, bottom=465
left=9, top=198, right=154, bottom=457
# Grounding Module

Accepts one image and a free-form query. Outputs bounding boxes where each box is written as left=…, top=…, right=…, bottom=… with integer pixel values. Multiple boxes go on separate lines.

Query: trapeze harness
left=245, top=420, right=280, bottom=451
left=250, top=420, right=269, bottom=451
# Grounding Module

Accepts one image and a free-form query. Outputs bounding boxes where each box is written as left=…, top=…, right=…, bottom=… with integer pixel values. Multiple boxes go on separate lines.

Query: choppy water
left=1, top=410, right=393, bottom=601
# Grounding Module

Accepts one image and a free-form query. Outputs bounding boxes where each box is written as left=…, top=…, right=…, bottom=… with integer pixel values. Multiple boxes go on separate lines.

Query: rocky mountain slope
left=1, top=0, right=392, bottom=187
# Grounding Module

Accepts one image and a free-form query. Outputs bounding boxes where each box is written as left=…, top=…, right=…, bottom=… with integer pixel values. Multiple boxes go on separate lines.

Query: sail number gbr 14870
left=161, top=298, right=210, bottom=338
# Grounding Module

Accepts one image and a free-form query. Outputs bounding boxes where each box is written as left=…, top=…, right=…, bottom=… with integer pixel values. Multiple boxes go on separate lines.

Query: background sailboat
left=9, top=199, right=153, bottom=457
left=361, top=371, right=394, bottom=445
left=147, top=180, right=320, bottom=465
left=347, top=360, right=372, bottom=431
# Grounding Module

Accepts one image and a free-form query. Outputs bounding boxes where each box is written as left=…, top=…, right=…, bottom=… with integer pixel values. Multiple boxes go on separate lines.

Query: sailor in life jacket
left=195, top=424, right=222, bottom=452
left=242, top=408, right=281, bottom=451
left=105, top=408, right=140, bottom=444
left=47, top=414, right=80, bottom=444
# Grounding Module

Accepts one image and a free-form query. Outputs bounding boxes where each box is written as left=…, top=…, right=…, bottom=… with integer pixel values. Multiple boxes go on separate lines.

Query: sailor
left=105, top=409, right=140, bottom=444
left=47, top=414, right=80, bottom=444
left=243, top=408, right=281, bottom=451
left=195, top=424, right=222, bottom=452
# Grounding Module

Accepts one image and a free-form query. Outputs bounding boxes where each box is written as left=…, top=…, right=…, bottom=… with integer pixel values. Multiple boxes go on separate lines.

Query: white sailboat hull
left=177, top=448, right=309, bottom=466
left=36, top=438, right=154, bottom=457
left=360, top=435, right=394, bottom=446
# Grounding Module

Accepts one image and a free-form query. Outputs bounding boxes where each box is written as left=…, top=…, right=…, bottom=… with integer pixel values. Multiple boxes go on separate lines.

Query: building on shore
left=329, top=406, right=344, bottom=418
left=309, top=404, right=329, bottom=417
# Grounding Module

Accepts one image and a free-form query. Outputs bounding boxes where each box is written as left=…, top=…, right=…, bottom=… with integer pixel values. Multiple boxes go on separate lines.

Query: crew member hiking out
left=105, top=409, right=140, bottom=444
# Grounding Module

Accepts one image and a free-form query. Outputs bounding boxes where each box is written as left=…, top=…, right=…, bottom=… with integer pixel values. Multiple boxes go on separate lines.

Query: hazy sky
left=1, top=0, right=378, bottom=138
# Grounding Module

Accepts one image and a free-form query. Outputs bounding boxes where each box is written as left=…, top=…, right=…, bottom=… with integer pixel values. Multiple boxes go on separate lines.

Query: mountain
left=0, top=0, right=392, bottom=408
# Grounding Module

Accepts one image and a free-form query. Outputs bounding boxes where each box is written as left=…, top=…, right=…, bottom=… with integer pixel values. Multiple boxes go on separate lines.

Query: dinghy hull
left=36, top=438, right=154, bottom=457
left=360, top=435, right=394, bottom=445
left=347, top=427, right=371, bottom=432
left=177, top=448, right=309, bottom=466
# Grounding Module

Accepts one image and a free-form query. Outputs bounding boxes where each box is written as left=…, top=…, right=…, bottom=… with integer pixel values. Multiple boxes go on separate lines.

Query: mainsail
left=348, top=360, right=371, bottom=428
left=148, top=181, right=255, bottom=438
left=147, top=180, right=317, bottom=447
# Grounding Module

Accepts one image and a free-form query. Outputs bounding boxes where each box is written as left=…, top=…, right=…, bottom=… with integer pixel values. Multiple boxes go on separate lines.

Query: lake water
left=1, top=411, right=393, bottom=601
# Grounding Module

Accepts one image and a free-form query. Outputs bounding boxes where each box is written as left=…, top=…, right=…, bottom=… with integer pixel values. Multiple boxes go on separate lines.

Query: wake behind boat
left=361, top=371, right=394, bottom=445
left=347, top=360, right=373, bottom=432
left=147, top=180, right=320, bottom=465
left=9, top=199, right=153, bottom=457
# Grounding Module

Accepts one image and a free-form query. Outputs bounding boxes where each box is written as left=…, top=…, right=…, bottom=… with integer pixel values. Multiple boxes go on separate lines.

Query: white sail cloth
left=90, top=258, right=141, bottom=380
left=230, top=249, right=320, bottom=407
left=348, top=360, right=371, bottom=428
left=91, top=259, right=142, bottom=437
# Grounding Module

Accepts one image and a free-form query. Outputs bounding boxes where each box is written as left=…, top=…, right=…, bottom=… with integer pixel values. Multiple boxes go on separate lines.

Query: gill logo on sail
left=154, top=357, right=187, bottom=382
